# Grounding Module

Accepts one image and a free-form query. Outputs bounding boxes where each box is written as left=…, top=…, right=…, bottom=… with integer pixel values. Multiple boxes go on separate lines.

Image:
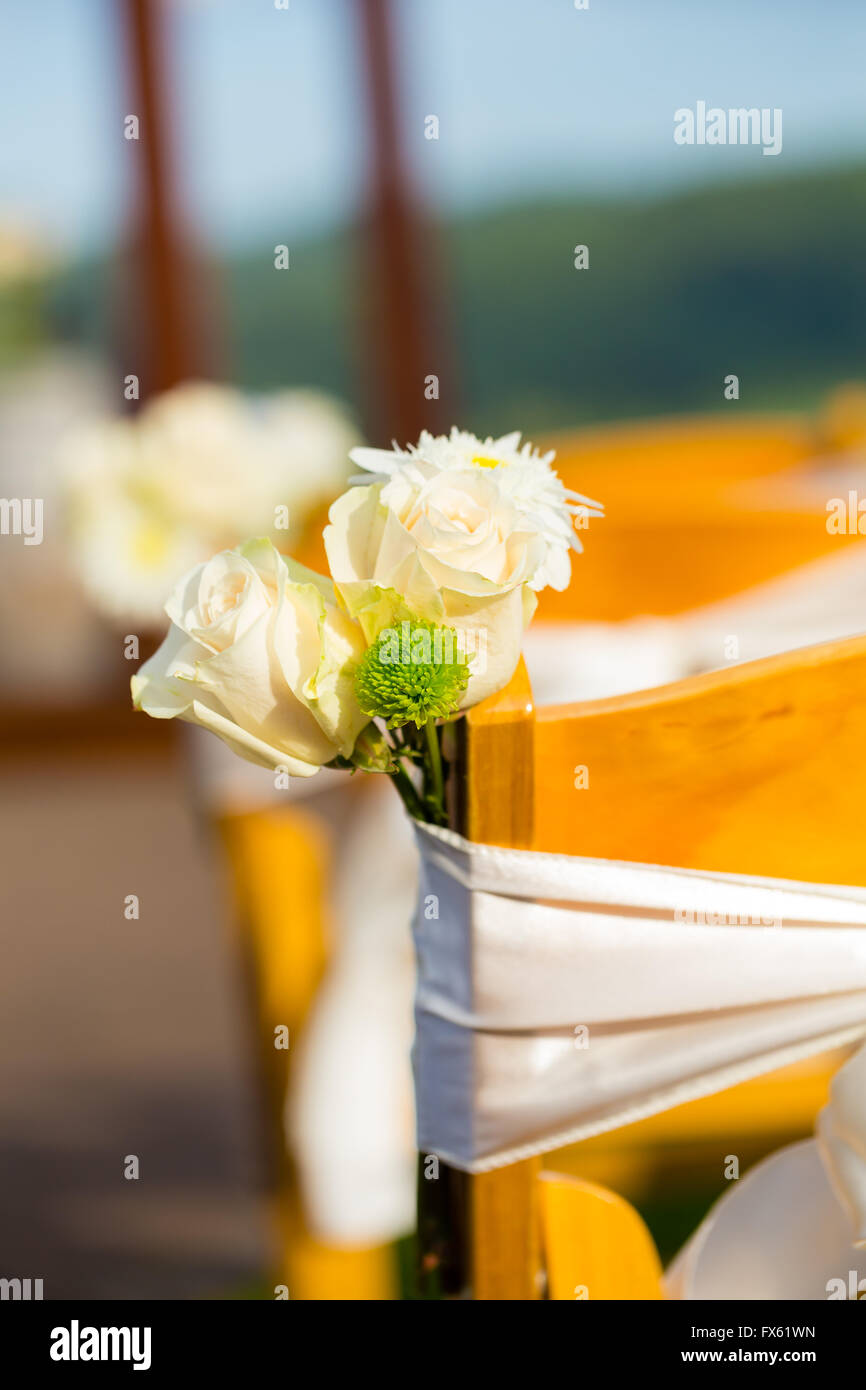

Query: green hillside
left=48, top=162, right=866, bottom=436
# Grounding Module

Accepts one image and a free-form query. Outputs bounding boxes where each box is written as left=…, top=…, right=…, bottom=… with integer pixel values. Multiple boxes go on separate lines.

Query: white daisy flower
left=349, top=427, right=603, bottom=592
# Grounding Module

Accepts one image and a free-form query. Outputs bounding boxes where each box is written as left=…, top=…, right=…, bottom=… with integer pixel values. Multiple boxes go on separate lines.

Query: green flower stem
left=390, top=759, right=426, bottom=822
left=424, top=720, right=446, bottom=824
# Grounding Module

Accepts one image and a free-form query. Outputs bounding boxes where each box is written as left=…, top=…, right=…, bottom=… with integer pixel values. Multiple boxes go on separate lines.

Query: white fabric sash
left=412, top=823, right=866, bottom=1175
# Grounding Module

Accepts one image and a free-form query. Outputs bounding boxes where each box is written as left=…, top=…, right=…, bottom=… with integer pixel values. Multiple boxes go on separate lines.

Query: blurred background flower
left=63, top=382, right=358, bottom=624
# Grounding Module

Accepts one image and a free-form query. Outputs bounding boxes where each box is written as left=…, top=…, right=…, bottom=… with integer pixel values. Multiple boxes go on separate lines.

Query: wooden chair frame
left=456, top=630, right=866, bottom=1297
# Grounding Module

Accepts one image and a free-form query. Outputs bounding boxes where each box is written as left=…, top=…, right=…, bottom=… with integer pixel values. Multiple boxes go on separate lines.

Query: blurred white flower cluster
left=63, top=381, right=359, bottom=625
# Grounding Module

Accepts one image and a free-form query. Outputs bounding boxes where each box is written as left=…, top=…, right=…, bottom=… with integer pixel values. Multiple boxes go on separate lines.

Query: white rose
left=350, top=428, right=603, bottom=592
left=324, top=461, right=544, bottom=708
left=131, top=538, right=369, bottom=775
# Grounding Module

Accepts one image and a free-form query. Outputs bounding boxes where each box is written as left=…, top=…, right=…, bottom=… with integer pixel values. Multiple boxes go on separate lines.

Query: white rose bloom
left=349, top=427, right=603, bottom=593
left=325, top=464, right=544, bottom=709
left=325, top=429, right=603, bottom=709
left=131, top=539, right=370, bottom=776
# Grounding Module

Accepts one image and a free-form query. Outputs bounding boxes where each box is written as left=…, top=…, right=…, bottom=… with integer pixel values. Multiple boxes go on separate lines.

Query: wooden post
left=355, top=0, right=455, bottom=444
left=121, top=0, right=218, bottom=398
left=446, top=662, right=544, bottom=1300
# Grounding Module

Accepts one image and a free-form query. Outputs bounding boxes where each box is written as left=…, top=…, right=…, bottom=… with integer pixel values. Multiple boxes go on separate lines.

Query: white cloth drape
left=413, top=823, right=866, bottom=1297
left=412, top=823, right=866, bottom=1178
left=286, top=778, right=418, bottom=1245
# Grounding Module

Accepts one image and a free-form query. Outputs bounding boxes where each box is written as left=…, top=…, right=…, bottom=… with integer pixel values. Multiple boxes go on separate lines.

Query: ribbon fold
left=413, top=823, right=866, bottom=1177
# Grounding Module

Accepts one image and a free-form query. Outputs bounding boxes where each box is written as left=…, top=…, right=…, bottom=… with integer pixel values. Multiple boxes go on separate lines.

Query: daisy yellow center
left=471, top=454, right=503, bottom=469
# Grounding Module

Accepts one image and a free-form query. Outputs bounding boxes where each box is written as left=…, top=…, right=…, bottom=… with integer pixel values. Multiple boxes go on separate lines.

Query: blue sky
left=3, top=0, right=866, bottom=256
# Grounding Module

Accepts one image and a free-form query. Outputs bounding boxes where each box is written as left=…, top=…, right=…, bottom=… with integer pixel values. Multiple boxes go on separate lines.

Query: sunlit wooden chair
left=524, top=409, right=866, bottom=1281
left=545, top=408, right=860, bottom=620
left=456, top=633, right=866, bottom=1297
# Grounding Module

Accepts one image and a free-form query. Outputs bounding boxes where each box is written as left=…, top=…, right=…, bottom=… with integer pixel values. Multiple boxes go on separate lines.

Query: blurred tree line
left=48, top=163, right=866, bottom=439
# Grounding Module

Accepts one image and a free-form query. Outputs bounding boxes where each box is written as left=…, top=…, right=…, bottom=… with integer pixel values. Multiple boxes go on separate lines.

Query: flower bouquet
left=132, top=429, right=603, bottom=824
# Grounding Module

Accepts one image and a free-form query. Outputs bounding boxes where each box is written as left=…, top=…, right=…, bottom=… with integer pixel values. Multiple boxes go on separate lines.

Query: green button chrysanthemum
left=354, top=619, right=470, bottom=728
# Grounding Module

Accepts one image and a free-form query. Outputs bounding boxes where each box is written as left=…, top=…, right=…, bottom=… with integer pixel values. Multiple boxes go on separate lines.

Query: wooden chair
left=457, top=633, right=866, bottom=1297
left=220, top=408, right=858, bottom=1299
left=544, top=411, right=859, bottom=621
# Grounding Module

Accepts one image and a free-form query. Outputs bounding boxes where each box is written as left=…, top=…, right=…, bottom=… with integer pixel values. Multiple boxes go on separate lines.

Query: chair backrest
left=529, top=631, right=866, bottom=881
left=459, top=631, right=866, bottom=1296
left=542, top=413, right=854, bottom=621
left=549, top=412, right=814, bottom=488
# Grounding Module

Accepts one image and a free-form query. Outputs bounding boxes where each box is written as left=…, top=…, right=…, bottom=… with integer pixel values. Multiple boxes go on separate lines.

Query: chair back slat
left=461, top=631, right=866, bottom=1296
left=531, top=632, right=866, bottom=882
left=539, top=414, right=850, bottom=621
left=540, top=1173, right=663, bottom=1301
